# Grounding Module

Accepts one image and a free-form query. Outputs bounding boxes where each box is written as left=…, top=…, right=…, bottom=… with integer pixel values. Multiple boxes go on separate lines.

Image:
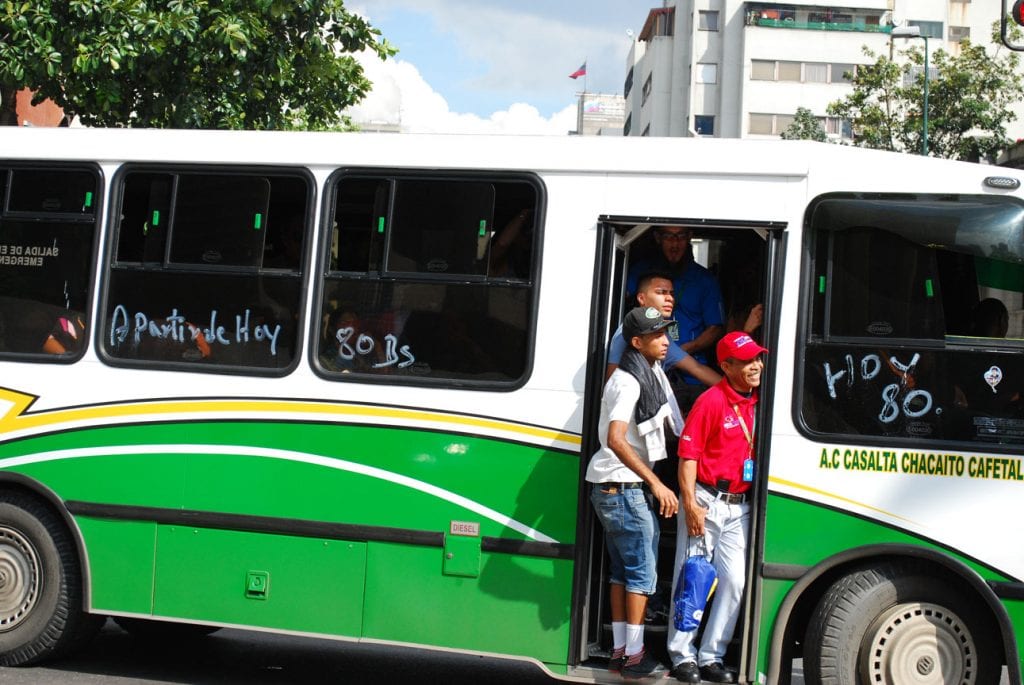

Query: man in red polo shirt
left=667, top=331, right=767, bottom=684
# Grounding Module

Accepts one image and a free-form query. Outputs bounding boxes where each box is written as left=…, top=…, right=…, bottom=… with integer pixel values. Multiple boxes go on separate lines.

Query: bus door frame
left=570, top=217, right=788, bottom=674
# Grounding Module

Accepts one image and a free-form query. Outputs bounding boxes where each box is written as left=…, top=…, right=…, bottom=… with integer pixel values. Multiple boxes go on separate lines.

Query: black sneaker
left=699, top=662, right=737, bottom=683
left=621, top=649, right=666, bottom=679
left=671, top=661, right=700, bottom=683
left=609, top=646, right=626, bottom=673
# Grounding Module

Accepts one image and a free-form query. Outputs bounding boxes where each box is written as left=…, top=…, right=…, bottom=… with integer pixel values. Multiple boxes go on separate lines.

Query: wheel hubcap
left=861, top=601, right=977, bottom=685
left=0, top=526, right=41, bottom=632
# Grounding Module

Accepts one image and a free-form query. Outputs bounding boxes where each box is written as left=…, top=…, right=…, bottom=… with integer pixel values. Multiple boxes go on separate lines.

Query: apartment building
left=574, top=92, right=627, bottom=136
left=624, top=1, right=1019, bottom=142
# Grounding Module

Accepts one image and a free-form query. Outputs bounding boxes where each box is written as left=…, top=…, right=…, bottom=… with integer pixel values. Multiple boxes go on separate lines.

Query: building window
left=624, top=68, right=634, bottom=98
left=804, top=63, right=828, bottom=83
left=696, top=63, right=718, bottom=84
left=749, top=113, right=774, bottom=135
left=750, top=113, right=852, bottom=138
left=753, top=60, right=860, bottom=84
left=908, top=20, right=943, bottom=39
left=949, top=26, right=970, bottom=42
left=699, top=10, right=719, bottom=31
left=641, top=74, right=653, bottom=106
left=694, top=115, right=715, bottom=136
left=624, top=113, right=632, bottom=136
left=751, top=60, right=776, bottom=80
left=778, top=61, right=802, bottom=81
left=641, top=124, right=651, bottom=137
left=831, top=63, right=856, bottom=83
left=825, top=117, right=853, bottom=138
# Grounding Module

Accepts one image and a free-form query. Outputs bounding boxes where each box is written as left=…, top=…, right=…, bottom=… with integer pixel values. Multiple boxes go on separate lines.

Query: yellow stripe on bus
left=0, top=387, right=581, bottom=447
left=768, top=475, right=915, bottom=524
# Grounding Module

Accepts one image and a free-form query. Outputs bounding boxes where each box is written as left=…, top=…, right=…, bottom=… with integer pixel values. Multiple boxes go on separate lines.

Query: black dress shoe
left=671, top=661, right=700, bottom=683
left=699, top=662, right=737, bottom=683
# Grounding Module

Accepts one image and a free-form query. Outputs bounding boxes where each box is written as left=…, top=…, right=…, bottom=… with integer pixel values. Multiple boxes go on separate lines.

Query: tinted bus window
left=318, top=174, right=540, bottom=386
left=802, top=194, right=1024, bottom=445
left=0, top=165, right=99, bottom=358
left=102, top=168, right=310, bottom=372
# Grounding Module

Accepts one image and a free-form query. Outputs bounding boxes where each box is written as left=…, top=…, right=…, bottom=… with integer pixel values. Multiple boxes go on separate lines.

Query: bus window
left=0, top=165, right=98, bottom=359
left=332, top=177, right=389, bottom=273
left=8, top=168, right=96, bottom=214
left=317, top=173, right=540, bottom=386
left=801, top=194, right=1024, bottom=445
left=169, top=175, right=270, bottom=268
left=387, top=179, right=494, bottom=276
left=102, top=167, right=311, bottom=373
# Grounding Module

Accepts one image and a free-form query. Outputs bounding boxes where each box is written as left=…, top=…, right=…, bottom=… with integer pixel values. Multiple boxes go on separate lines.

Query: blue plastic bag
left=673, top=536, right=718, bottom=632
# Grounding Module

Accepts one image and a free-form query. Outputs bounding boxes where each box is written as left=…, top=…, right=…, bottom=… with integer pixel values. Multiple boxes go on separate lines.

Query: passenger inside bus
left=971, top=297, right=1010, bottom=338
left=626, top=227, right=725, bottom=407
left=0, top=297, right=86, bottom=356
left=606, top=272, right=722, bottom=389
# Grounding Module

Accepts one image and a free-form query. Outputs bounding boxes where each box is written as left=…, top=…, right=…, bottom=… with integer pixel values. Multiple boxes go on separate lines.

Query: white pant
left=667, top=486, right=750, bottom=667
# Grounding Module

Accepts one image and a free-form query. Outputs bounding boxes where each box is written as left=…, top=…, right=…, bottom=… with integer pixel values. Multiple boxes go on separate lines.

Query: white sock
left=625, top=623, right=644, bottom=656
left=612, top=621, right=627, bottom=650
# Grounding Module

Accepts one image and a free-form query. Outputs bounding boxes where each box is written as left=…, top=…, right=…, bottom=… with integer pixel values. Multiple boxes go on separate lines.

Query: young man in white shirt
left=586, top=306, right=681, bottom=678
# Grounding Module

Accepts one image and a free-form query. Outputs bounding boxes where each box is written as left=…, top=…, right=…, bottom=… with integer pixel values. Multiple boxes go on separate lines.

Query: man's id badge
left=742, top=458, right=754, bottom=482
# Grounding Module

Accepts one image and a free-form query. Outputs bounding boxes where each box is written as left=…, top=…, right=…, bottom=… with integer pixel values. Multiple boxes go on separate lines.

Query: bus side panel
left=76, top=518, right=156, bottom=613
left=0, top=431, right=186, bottom=510
left=755, top=576, right=795, bottom=679
left=763, top=495, right=1005, bottom=578
left=153, top=525, right=366, bottom=635
left=758, top=493, right=1022, bottom=675
left=1006, top=600, right=1024, bottom=677
left=177, top=422, right=580, bottom=546
left=361, top=542, right=573, bottom=665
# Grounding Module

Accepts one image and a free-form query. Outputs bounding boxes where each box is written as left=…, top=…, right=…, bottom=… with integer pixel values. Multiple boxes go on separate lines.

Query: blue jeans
left=590, top=483, right=659, bottom=595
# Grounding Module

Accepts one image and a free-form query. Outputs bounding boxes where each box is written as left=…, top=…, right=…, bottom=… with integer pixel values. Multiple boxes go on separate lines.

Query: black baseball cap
left=622, top=306, right=676, bottom=339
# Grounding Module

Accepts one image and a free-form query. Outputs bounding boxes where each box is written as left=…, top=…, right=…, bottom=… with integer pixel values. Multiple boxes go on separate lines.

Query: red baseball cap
left=717, top=331, right=768, bottom=362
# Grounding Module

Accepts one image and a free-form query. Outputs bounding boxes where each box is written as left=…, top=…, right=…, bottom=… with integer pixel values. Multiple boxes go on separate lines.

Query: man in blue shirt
left=607, top=272, right=721, bottom=390
left=627, top=227, right=725, bottom=397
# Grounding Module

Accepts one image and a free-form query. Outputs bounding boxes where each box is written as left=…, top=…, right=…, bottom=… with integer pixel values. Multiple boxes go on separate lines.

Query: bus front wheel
left=803, top=563, right=1000, bottom=685
left=0, top=491, right=97, bottom=665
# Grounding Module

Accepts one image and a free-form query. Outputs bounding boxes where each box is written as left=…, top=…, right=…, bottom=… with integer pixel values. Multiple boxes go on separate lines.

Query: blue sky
left=348, top=1, right=647, bottom=133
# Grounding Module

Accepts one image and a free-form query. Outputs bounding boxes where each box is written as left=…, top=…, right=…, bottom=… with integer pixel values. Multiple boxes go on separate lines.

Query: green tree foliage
left=827, top=25, right=1024, bottom=161
left=780, top=106, right=827, bottom=142
left=0, top=0, right=395, bottom=129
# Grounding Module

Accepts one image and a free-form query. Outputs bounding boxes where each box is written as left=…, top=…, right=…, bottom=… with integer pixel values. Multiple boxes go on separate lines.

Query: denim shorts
left=590, top=483, right=659, bottom=595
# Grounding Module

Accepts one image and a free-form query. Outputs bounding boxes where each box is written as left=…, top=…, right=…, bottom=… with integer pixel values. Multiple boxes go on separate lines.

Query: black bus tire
left=0, top=491, right=96, bottom=665
left=803, top=562, right=1000, bottom=685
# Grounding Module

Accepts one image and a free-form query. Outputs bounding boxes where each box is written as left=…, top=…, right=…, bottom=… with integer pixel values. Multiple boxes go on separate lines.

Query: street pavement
left=0, top=619, right=554, bottom=684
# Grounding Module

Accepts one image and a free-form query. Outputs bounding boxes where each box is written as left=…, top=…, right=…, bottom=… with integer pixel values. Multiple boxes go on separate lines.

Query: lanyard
left=732, top=403, right=754, bottom=457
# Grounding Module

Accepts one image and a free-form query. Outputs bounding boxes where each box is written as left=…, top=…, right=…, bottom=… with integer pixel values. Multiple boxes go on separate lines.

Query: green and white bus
left=0, top=128, right=1023, bottom=684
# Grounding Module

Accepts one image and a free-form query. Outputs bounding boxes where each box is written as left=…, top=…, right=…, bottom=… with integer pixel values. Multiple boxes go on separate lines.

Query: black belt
left=698, top=482, right=749, bottom=505
left=596, top=481, right=646, bottom=492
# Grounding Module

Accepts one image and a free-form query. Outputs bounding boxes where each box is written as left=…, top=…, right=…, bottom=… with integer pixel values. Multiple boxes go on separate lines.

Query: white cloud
left=347, top=50, right=579, bottom=135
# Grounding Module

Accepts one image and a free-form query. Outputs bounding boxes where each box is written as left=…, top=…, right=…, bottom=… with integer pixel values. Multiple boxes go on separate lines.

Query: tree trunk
left=0, top=82, right=21, bottom=125
left=0, top=84, right=20, bottom=126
